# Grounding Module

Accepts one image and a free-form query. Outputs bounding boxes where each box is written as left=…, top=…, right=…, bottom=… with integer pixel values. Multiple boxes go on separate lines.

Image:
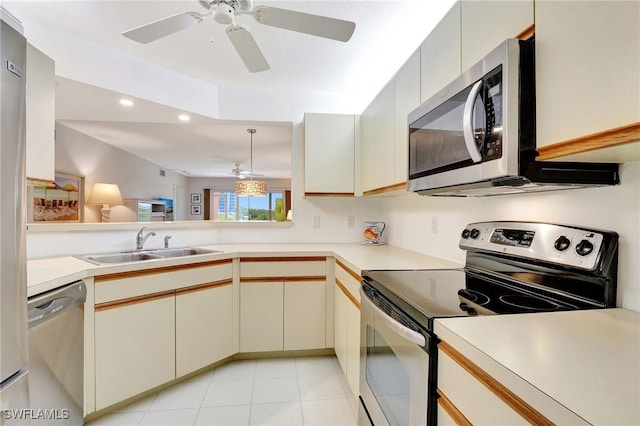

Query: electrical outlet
left=347, top=216, right=355, bottom=228
left=312, top=216, right=320, bottom=228
left=431, top=216, right=438, bottom=234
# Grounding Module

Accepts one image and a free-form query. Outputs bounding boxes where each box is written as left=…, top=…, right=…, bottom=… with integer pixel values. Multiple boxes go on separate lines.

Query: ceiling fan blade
left=122, top=11, right=204, bottom=44
left=226, top=24, right=270, bottom=73
left=252, top=6, right=355, bottom=42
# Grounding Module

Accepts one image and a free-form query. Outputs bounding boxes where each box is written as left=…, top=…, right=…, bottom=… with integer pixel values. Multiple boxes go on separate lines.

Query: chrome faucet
left=164, top=235, right=172, bottom=249
left=136, top=227, right=156, bottom=250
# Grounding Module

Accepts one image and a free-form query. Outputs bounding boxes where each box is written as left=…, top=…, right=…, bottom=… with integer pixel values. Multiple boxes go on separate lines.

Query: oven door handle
left=360, top=287, right=426, bottom=347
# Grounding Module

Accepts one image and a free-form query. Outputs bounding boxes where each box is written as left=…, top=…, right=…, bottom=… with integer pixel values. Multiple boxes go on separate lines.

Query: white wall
left=55, top=123, right=188, bottom=222
left=380, top=161, right=640, bottom=312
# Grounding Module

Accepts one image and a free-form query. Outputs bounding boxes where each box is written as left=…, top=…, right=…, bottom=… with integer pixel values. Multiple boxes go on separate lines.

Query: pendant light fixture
left=235, top=128, right=267, bottom=196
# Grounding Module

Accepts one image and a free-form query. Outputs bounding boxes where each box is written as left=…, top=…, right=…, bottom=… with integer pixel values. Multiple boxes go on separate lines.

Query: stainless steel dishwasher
left=27, top=280, right=86, bottom=425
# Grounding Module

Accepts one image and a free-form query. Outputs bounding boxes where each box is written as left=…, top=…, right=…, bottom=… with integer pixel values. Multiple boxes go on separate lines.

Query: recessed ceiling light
left=119, top=99, right=134, bottom=107
left=178, top=114, right=190, bottom=122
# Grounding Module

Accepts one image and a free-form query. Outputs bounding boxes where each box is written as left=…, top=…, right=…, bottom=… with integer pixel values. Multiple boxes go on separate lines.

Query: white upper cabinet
left=304, top=113, right=356, bottom=196
left=460, top=0, right=534, bottom=71
left=394, top=49, right=421, bottom=186
left=361, top=80, right=395, bottom=194
left=535, top=1, right=640, bottom=161
left=25, top=44, right=55, bottom=183
left=420, top=2, right=461, bottom=103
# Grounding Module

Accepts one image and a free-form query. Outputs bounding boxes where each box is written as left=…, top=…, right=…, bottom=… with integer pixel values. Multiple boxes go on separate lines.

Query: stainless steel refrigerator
left=0, top=9, right=29, bottom=426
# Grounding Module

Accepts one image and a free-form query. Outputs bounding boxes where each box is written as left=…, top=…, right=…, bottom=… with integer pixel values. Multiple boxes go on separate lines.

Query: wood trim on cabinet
left=516, top=24, right=535, bottom=40
left=94, top=259, right=232, bottom=283
left=363, top=182, right=407, bottom=196
left=335, top=259, right=361, bottom=283
left=284, top=276, right=327, bottom=283
left=241, top=276, right=326, bottom=283
left=439, top=340, right=554, bottom=426
left=335, top=278, right=360, bottom=310
left=174, top=279, right=232, bottom=296
left=304, top=192, right=355, bottom=197
left=94, top=289, right=175, bottom=312
left=437, top=390, right=473, bottom=426
left=239, top=256, right=326, bottom=263
left=536, top=122, right=640, bottom=160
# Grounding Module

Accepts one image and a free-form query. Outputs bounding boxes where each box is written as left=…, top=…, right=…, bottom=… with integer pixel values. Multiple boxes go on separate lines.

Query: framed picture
left=31, top=171, right=84, bottom=222
left=191, top=193, right=202, bottom=204
left=191, top=204, right=201, bottom=215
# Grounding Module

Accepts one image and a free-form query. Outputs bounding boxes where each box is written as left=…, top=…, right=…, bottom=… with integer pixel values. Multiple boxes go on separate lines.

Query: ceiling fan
left=228, top=162, right=264, bottom=179
left=121, top=0, right=356, bottom=73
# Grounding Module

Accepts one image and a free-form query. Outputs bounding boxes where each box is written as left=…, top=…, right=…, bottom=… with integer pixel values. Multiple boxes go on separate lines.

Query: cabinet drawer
left=334, top=259, right=361, bottom=303
left=240, top=257, right=326, bottom=278
left=94, top=260, right=232, bottom=304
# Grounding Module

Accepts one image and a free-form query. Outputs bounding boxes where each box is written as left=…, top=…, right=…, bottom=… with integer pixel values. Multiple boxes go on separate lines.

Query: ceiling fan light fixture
left=235, top=128, right=267, bottom=196
left=213, top=3, right=235, bottom=24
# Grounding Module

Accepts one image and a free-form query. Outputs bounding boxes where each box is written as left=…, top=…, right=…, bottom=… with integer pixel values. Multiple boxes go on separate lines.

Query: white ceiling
left=3, top=0, right=455, bottom=178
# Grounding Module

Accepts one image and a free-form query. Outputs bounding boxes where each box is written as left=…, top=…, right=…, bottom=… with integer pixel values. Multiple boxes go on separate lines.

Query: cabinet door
left=394, top=49, right=421, bottom=186
left=460, top=0, right=533, bottom=71
left=304, top=113, right=355, bottom=195
left=176, top=282, right=233, bottom=377
left=345, top=297, right=361, bottom=398
left=535, top=1, right=640, bottom=150
left=334, top=260, right=361, bottom=398
left=421, top=2, right=461, bottom=103
left=361, top=80, right=395, bottom=193
left=25, top=44, right=55, bottom=183
left=334, top=281, right=348, bottom=375
left=94, top=294, right=175, bottom=410
left=240, top=280, right=284, bottom=352
left=284, top=279, right=326, bottom=350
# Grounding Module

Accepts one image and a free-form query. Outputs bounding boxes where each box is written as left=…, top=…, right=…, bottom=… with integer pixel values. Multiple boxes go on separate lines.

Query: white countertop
left=26, top=243, right=462, bottom=297
left=435, top=309, right=640, bottom=425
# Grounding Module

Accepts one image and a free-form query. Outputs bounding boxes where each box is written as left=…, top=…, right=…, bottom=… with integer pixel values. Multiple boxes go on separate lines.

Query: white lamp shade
left=235, top=180, right=267, bottom=196
left=87, top=183, right=124, bottom=206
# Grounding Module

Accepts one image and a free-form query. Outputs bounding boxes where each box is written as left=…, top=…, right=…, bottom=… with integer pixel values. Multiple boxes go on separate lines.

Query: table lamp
left=87, top=183, right=124, bottom=222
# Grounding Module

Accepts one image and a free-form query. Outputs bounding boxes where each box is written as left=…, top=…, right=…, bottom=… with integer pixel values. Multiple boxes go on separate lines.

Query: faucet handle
left=164, top=235, right=172, bottom=249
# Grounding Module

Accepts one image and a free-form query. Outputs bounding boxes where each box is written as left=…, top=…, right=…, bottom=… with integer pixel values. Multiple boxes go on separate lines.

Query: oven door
left=359, top=286, right=430, bottom=426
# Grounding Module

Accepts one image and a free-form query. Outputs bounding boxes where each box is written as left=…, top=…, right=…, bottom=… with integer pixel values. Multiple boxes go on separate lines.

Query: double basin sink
left=78, top=247, right=221, bottom=265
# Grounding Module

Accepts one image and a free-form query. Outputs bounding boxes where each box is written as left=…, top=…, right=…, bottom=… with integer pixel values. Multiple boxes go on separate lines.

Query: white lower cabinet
left=176, top=282, right=234, bottom=377
left=94, top=294, right=175, bottom=410
left=239, top=258, right=328, bottom=353
left=91, top=260, right=233, bottom=412
left=333, top=259, right=361, bottom=398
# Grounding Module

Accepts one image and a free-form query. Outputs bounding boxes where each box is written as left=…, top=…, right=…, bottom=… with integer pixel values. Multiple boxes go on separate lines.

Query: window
left=212, top=191, right=284, bottom=221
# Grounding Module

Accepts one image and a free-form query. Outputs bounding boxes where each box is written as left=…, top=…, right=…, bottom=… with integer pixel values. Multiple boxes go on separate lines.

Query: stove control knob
left=470, top=228, right=480, bottom=239
left=461, top=229, right=471, bottom=239
left=554, top=236, right=571, bottom=252
left=576, top=239, right=594, bottom=256
left=459, top=303, right=477, bottom=316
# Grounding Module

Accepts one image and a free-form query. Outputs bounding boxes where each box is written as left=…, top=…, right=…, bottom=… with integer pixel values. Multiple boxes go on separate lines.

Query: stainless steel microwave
left=407, top=38, right=619, bottom=196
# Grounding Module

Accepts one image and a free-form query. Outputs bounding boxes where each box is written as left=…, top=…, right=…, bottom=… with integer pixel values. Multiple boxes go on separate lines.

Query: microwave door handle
left=462, top=80, right=484, bottom=163
left=360, top=287, right=426, bottom=347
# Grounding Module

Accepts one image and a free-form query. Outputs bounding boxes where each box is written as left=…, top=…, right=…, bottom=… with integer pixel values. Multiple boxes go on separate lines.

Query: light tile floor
left=87, top=356, right=358, bottom=426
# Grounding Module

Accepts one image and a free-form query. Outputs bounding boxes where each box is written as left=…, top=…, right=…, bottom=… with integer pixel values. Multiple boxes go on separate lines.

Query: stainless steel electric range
left=358, top=221, right=619, bottom=426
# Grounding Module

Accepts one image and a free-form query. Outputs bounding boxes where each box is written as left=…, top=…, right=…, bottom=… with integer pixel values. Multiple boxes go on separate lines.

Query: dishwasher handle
left=28, top=280, right=87, bottom=329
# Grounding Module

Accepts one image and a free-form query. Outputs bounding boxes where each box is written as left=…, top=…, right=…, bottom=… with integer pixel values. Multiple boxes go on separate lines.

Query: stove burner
left=498, top=294, right=561, bottom=311
left=461, top=289, right=490, bottom=306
